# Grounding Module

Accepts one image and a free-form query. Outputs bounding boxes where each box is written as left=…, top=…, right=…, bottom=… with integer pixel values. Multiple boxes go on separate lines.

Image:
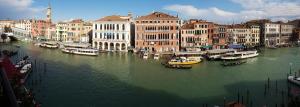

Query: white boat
left=288, top=75, right=300, bottom=86
left=40, top=42, right=59, bottom=49
left=154, top=53, right=160, bottom=60
left=20, top=64, right=32, bottom=74
left=221, top=50, right=259, bottom=60
left=62, top=48, right=99, bottom=56
left=143, top=52, right=149, bottom=59
left=15, top=56, right=30, bottom=68
left=206, top=49, right=236, bottom=60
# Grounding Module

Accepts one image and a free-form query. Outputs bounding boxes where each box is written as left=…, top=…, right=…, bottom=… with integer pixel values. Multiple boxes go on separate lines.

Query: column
left=113, top=43, right=116, bottom=51
left=97, top=42, right=100, bottom=49
left=102, top=42, right=105, bottom=51
left=108, top=42, right=111, bottom=51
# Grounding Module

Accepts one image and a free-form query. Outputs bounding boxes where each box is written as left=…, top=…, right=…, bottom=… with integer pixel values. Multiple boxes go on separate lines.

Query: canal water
left=3, top=42, right=300, bottom=107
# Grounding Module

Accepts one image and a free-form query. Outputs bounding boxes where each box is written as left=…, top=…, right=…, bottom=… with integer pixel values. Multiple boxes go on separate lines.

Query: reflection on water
left=2, top=42, right=300, bottom=107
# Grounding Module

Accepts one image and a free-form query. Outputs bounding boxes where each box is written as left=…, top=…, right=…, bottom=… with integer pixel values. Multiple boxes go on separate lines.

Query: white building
left=227, top=25, right=252, bottom=45
left=56, top=22, right=68, bottom=41
left=92, top=14, right=133, bottom=51
left=280, top=24, right=294, bottom=45
left=262, top=23, right=281, bottom=46
left=250, top=25, right=260, bottom=46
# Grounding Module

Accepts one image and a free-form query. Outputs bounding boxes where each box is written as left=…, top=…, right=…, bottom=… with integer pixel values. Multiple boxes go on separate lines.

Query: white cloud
left=0, top=0, right=45, bottom=19
left=164, top=0, right=300, bottom=23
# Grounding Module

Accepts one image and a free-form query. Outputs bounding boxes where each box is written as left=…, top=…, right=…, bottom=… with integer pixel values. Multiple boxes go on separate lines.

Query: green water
left=4, top=42, right=300, bottom=107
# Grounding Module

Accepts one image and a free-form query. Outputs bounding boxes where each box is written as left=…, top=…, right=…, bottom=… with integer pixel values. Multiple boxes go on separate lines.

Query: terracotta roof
left=136, top=12, right=178, bottom=20
left=70, top=19, right=83, bottom=23
left=96, top=15, right=130, bottom=22
left=181, top=23, right=195, bottom=29
left=227, top=24, right=248, bottom=29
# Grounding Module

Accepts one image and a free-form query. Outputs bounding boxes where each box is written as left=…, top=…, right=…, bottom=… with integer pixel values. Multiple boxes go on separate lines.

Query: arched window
left=122, top=33, right=125, bottom=40
left=95, top=24, right=97, bottom=30
left=94, top=32, right=97, bottom=38
left=117, top=24, right=119, bottom=30
left=122, top=24, right=125, bottom=31
left=117, top=33, right=119, bottom=39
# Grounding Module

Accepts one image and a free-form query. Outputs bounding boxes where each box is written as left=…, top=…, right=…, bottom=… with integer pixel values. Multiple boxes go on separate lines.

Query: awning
left=228, top=44, right=244, bottom=49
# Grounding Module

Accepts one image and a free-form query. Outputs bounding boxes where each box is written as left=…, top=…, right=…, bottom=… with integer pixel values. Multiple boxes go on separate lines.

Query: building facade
left=135, top=12, right=180, bottom=52
left=262, top=23, right=281, bottom=46
left=212, top=25, right=228, bottom=49
left=93, top=14, right=132, bottom=51
left=280, top=24, right=294, bottom=45
left=46, top=24, right=56, bottom=40
left=227, top=25, right=252, bottom=45
left=67, top=19, right=84, bottom=42
left=56, top=22, right=68, bottom=41
left=250, top=25, right=260, bottom=46
left=0, top=20, right=14, bottom=29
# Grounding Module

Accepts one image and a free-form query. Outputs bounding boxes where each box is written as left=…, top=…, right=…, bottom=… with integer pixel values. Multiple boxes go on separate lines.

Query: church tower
left=46, top=2, right=52, bottom=23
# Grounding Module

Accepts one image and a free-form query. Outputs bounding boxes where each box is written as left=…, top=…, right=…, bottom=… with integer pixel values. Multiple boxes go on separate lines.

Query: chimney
left=128, top=12, right=132, bottom=18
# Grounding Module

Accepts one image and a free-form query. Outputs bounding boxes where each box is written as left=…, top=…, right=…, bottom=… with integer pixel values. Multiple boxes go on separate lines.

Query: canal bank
left=3, top=42, right=300, bottom=107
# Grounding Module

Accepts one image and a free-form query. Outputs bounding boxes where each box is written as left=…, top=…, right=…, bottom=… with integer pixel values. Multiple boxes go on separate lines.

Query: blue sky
left=1, top=0, right=300, bottom=24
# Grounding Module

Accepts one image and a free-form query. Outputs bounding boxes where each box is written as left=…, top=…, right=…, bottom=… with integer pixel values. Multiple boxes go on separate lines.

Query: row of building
left=1, top=8, right=300, bottom=52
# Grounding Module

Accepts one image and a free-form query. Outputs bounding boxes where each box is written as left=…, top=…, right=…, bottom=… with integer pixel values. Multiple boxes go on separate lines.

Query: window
left=94, top=32, right=97, bottom=38
left=122, top=33, right=125, bottom=40
left=122, top=24, right=125, bottom=31
left=95, top=24, right=97, bottom=30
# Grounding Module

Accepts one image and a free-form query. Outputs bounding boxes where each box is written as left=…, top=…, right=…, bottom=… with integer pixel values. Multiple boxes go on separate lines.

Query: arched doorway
left=116, top=43, right=120, bottom=51
left=104, top=42, right=108, bottom=50
left=110, top=43, right=114, bottom=51
left=121, top=43, right=126, bottom=51
left=94, top=42, right=98, bottom=49
left=99, top=42, right=103, bottom=50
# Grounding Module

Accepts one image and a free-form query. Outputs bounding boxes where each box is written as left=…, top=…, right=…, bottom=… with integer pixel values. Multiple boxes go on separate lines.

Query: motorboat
left=40, top=42, right=59, bottom=49
left=154, top=53, right=160, bottom=60
left=168, top=57, right=200, bottom=65
left=15, top=56, right=29, bottom=68
left=62, top=48, right=99, bottom=56
left=143, top=52, right=149, bottom=59
left=221, top=50, right=259, bottom=60
left=20, top=64, right=32, bottom=74
left=288, top=75, right=300, bottom=86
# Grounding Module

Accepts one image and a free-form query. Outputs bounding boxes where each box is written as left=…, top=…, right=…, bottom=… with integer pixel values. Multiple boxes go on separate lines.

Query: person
left=0, top=50, right=21, bottom=81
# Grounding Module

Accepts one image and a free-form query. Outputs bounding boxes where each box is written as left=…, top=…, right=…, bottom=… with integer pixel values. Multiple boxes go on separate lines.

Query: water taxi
left=221, top=50, right=259, bottom=60
left=154, top=53, right=160, bottom=60
left=40, top=41, right=59, bottom=49
left=288, top=75, right=300, bottom=86
left=143, top=52, right=149, bottom=59
left=61, top=43, right=99, bottom=56
left=206, top=49, right=236, bottom=60
left=20, top=64, right=32, bottom=74
left=168, top=57, right=201, bottom=65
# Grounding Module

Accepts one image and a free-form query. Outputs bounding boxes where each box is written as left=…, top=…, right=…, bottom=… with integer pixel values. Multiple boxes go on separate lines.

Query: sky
left=0, top=0, right=300, bottom=24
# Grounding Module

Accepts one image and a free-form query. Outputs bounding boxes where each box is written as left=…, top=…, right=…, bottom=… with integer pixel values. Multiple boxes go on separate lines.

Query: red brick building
left=135, top=12, right=180, bottom=52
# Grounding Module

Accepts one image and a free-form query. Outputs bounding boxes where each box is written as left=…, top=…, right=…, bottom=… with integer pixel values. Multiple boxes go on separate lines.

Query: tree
left=1, top=33, right=7, bottom=42
left=3, top=26, right=12, bottom=33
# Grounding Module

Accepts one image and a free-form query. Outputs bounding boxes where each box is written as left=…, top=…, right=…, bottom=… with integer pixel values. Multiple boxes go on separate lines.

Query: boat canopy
left=228, top=44, right=244, bottom=49
left=207, top=49, right=236, bottom=54
left=63, top=43, right=91, bottom=48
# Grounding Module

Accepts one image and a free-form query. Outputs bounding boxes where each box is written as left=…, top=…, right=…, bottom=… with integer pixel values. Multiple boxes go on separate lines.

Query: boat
left=288, top=75, right=300, bottom=86
left=40, top=42, right=59, bottom=49
left=20, top=64, right=32, bottom=74
left=221, top=60, right=246, bottom=66
left=221, top=50, right=259, bottom=60
left=15, top=56, right=30, bottom=68
left=206, top=49, right=236, bottom=60
left=143, top=52, right=149, bottom=59
left=162, top=63, right=192, bottom=69
left=61, top=43, right=99, bottom=56
left=168, top=57, right=200, bottom=65
left=62, top=48, right=99, bottom=56
left=154, top=53, right=160, bottom=60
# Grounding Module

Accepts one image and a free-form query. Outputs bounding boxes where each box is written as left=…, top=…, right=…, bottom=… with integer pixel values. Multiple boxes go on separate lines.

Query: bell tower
left=46, top=1, right=52, bottom=23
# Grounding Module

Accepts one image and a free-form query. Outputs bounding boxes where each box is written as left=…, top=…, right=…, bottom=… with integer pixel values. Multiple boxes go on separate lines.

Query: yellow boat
left=168, top=57, right=201, bottom=65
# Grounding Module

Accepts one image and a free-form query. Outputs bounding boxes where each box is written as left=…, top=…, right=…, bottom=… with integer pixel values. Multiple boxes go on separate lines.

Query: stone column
left=97, top=42, right=100, bottom=49
left=113, top=43, right=116, bottom=51
left=108, top=42, right=111, bottom=51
